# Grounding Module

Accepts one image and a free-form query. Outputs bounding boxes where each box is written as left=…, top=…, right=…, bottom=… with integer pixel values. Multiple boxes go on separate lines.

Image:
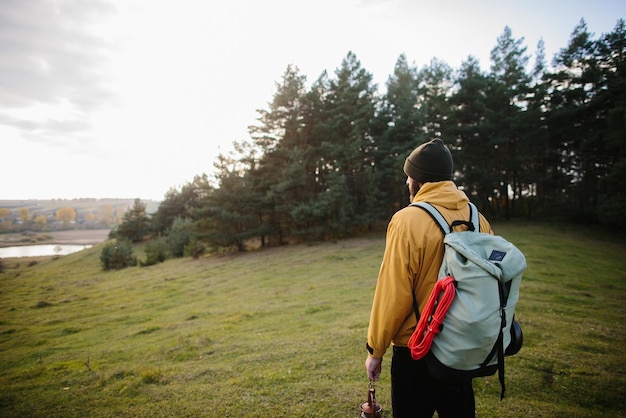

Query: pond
left=0, top=244, right=92, bottom=258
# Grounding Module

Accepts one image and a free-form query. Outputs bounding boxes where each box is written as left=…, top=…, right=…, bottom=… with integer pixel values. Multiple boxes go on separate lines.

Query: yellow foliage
left=56, top=207, right=77, bottom=225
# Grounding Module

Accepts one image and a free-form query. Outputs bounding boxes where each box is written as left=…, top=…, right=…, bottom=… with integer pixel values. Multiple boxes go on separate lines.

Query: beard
left=408, top=179, right=420, bottom=203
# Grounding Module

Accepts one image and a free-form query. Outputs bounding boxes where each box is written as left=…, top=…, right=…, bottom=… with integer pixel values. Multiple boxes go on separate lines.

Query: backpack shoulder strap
left=410, top=202, right=451, bottom=234
left=408, top=202, right=449, bottom=322
left=408, top=201, right=481, bottom=320
left=412, top=201, right=481, bottom=233
left=467, top=202, right=480, bottom=233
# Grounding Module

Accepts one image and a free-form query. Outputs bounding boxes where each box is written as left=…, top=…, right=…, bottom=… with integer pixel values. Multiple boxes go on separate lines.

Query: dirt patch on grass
left=44, top=229, right=110, bottom=244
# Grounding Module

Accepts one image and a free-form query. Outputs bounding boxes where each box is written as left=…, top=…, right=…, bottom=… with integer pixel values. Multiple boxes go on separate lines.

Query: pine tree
left=589, top=19, right=626, bottom=225
left=488, top=26, right=532, bottom=219
left=450, top=56, right=495, bottom=213
left=416, top=58, right=454, bottom=141
left=116, top=199, right=150, bottom=243
left=193, top=153, right=257, bottom=251
left=518, top=38, right=552, bottom=219
left=547, top=19, right=607, bottom=220
left=319, top=51, right=379, bottom=235
left=151, top=174, right=211, bottom=236
left=375, top=54, right=422, bottom=216
left=248, top=65, right=312, bottom=243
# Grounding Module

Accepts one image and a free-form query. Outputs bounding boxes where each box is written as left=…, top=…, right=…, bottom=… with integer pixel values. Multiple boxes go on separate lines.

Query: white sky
left=1, top=0, right=624, bottom=201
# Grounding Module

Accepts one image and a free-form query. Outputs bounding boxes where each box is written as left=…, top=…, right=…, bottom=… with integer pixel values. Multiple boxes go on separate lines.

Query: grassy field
left=0, top=221, right=624, bottom=417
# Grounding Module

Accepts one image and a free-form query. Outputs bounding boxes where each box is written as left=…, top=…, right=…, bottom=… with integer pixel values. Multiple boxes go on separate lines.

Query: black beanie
left=403, top=138, right=453, bottom=183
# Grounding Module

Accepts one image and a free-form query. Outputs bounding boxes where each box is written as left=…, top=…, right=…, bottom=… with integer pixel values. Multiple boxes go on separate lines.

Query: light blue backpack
left=408, top=202, right=526, bottom=399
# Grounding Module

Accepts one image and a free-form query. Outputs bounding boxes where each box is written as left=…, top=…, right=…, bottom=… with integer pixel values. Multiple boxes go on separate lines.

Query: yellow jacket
left=367, top=181, right=493, bottom=359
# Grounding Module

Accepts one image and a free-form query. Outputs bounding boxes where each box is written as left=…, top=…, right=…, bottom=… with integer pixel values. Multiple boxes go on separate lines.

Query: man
left=365, top=138, right=493, bottom=418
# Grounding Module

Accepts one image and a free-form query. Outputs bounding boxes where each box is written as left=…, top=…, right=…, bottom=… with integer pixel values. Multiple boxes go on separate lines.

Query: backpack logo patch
left=489, top=250, right=506, bottom=262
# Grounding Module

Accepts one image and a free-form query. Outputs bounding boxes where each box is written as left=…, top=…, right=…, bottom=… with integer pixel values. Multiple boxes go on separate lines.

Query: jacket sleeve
left=366, top=215, right=416, bottom=358
left=479, top=214, right=494, bottom=235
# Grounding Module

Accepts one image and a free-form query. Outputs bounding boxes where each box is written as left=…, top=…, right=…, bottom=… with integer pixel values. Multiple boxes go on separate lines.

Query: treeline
left=0, top=199, right=159, bottom=233
left=115, top=20, right=625, bottom=259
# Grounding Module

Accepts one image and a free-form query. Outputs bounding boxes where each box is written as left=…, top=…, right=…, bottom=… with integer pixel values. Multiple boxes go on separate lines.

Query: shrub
left=183, top=238, right=206, bottom=259
left=141, top=237, right=170, bottom=266
left=166, top=217, right=194, bottom=257
left=100, top=240, right=137, bottom=271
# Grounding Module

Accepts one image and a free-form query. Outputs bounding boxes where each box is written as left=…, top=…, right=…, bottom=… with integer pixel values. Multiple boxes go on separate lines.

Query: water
left=0, top=244, right=92, bottom=258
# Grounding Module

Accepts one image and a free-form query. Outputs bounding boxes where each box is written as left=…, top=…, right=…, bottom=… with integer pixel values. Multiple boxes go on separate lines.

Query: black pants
left=391, top=346, right=475, bottom=418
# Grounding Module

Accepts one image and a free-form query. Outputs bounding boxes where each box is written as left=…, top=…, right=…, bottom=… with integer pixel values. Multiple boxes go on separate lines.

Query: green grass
left=0, top=222, right=624, bottom=417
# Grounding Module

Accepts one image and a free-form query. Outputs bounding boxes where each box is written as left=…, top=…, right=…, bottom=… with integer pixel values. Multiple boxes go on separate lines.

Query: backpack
left=407, top=202, right=526, bottom=399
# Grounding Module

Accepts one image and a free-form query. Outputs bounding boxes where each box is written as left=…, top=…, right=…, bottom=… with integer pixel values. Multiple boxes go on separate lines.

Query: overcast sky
left=1, top=0, right=624, bottom=201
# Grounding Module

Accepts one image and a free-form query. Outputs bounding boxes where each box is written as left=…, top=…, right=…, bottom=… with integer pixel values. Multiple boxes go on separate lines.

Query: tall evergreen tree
left=151, top=174, right=211, bottom=236
left=547, top=19, right=606, bottom=220
left=488, top=26, right=532, bottom=219
left=522, top=38, right=552, bottom=219
left=376, top=54, right=422, bottom=216
left=450, top=56, right=496, bottom=213
left=248, top=65, right=311, bottom=243
left=116, top=199, right=151, bottom=243
left=416, top=58, right=454, bottom=141
left=290, top=71, right=338, bottom=238
left=316, top=51, right=379, bottom=235
left=193, top=153, right=257, bottom=251
left=591, top=19, right=626, bottom=226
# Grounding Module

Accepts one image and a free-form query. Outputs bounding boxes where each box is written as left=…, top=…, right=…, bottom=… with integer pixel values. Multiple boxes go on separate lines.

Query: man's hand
left=365, top=355, right=382, bottom=381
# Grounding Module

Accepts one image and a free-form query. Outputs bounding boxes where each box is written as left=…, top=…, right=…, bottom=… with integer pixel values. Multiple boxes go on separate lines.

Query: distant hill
left=0, top=198, right=160, bottom=232
left=0, top=198, right=160, bottom=215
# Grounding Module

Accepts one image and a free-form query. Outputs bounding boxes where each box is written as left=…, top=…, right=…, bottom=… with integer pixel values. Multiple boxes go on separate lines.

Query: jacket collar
left=412, top=181, right=469, bottom=211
